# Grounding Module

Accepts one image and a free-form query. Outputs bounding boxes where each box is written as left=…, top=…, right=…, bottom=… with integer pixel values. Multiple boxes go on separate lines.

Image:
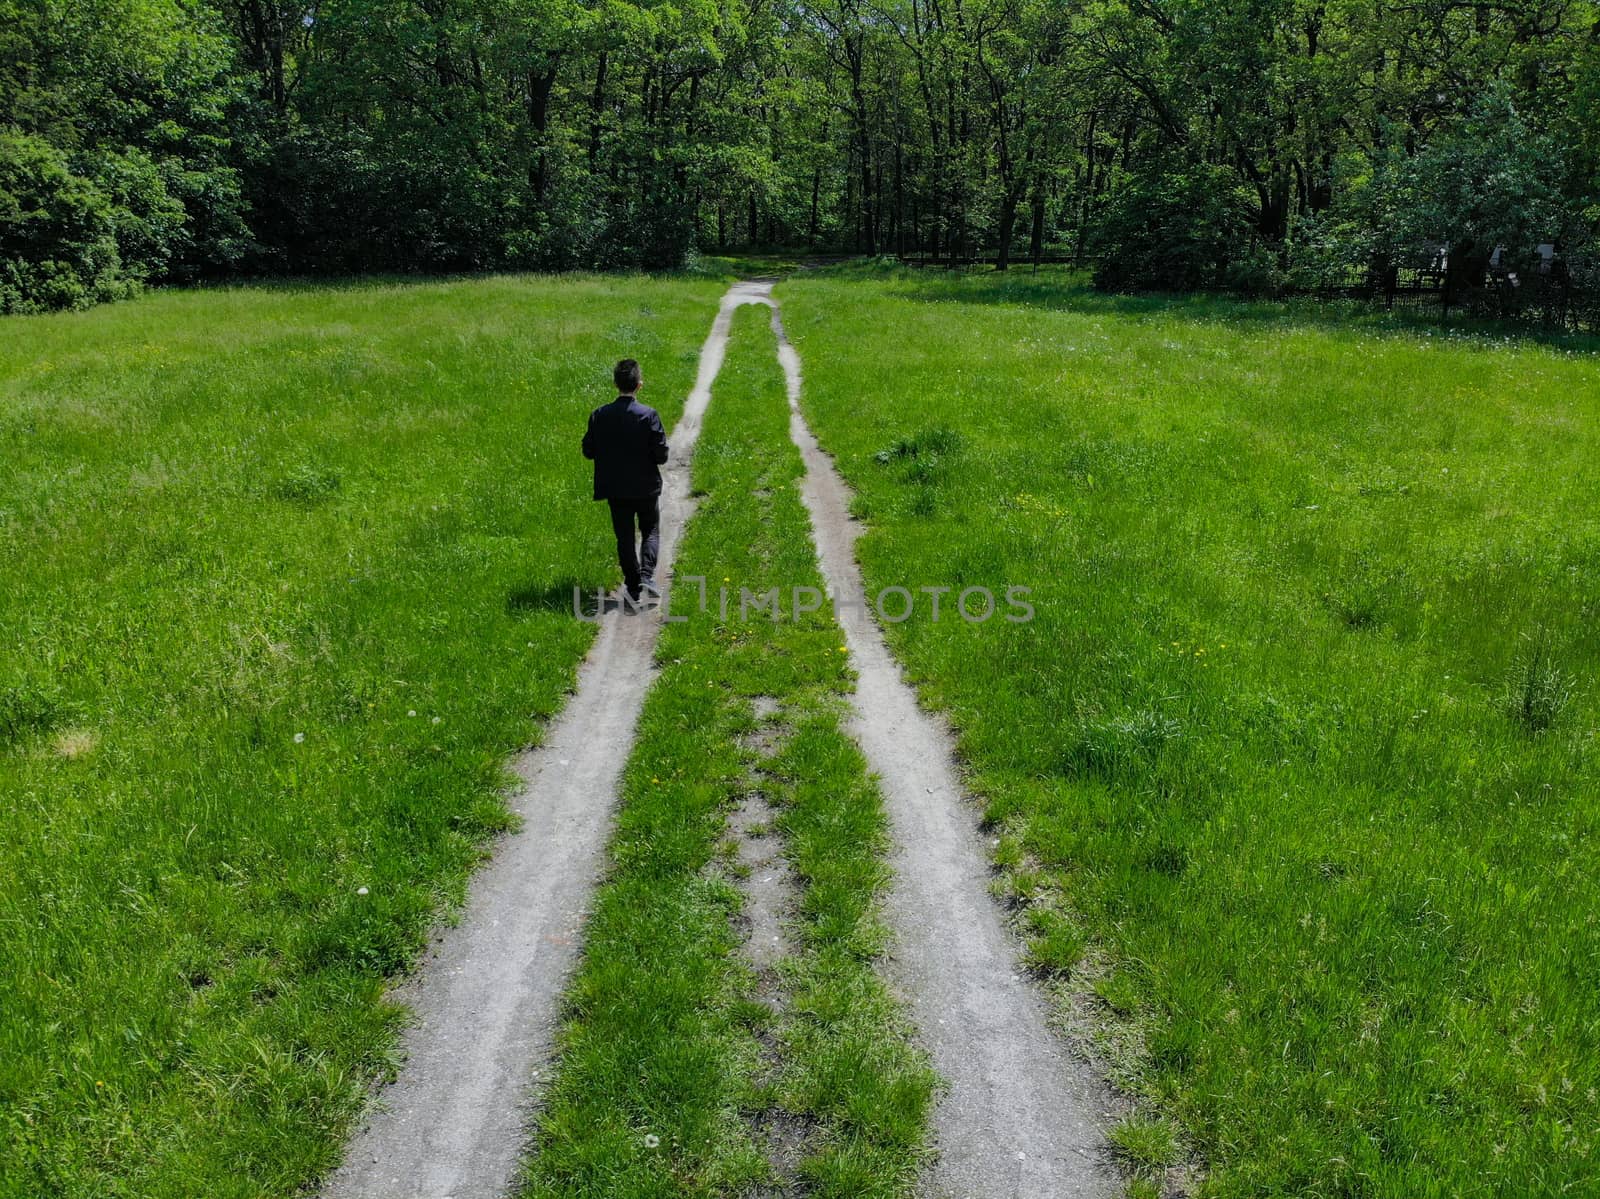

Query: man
left=582, top=358, right=669, bottom=605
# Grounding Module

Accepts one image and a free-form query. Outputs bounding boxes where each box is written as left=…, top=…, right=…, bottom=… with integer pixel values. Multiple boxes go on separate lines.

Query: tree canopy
left=3, top=0, right=1597, bottom=310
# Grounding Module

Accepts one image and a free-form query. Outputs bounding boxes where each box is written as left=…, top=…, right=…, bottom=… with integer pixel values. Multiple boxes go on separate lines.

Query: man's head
left=614, top=358, right=642, bottom=395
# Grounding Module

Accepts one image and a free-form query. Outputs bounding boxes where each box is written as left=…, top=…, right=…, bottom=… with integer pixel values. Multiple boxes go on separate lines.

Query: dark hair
left=614, top=358, right=641, bottom=393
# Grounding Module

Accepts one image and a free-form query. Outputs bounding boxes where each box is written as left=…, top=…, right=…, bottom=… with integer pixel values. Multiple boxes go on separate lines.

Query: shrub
left=1223, top=242, right=1287, bottom=297
left=0, top=132, right=129, bottom=312
left=91, top=148, right=191, bottom=282
left=1092, top=160, right=1255, bottom=292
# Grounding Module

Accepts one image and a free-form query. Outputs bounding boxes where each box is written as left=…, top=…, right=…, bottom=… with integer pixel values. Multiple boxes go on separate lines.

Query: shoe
left=640, top=579, right=660, bottom=599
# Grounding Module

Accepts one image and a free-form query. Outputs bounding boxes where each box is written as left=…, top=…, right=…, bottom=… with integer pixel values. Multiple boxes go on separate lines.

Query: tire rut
left=763, top=290, right=1119, bottom=1199
left=321, top=282, right=774, bottom=1199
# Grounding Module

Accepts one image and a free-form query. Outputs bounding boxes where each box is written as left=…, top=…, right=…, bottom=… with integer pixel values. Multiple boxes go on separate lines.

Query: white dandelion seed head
left=293, top=732, right=305, bottom=744
left=432, top=716, right=442, bottom=725
left=408, top=710, right=417, bottom=717
left=643, top=1133, right=660, bottom=1149
left=356, top=886, right=369, bottom=896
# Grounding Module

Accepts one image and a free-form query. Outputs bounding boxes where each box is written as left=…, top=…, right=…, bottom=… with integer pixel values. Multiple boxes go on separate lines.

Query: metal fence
left=1317, top=260, right=1598, bottom=332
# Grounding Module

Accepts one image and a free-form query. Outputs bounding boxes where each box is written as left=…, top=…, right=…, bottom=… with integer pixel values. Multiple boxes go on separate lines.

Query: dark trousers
left=607, top=496, right=660, bottom=596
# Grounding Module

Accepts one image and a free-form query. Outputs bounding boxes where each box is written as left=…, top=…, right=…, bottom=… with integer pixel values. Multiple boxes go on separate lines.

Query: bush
left=0, top=132, right=131, bottom=312
left=1223, top=242, right=1287, bottom=297
left=1559, top=231, right=1600, bottom=330
left=1282, top=209, right=1369, bottom=292
left=91, top=148, right=191, bottom=281
left=1092, top=160, right=1255, bottom=292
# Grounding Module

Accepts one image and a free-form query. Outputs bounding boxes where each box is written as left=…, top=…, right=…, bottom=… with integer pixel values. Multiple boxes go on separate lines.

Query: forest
left=3, top=0, right=1599, bottom=312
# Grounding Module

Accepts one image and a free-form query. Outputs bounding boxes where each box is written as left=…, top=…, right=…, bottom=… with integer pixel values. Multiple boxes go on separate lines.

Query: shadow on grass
left=507, top=580, right=654, bottom=619
left=184, top=261, right=757, bottom=301
left=508, top=579, right=602, bottom=617
left=801, top=261, right=1600, bottom=355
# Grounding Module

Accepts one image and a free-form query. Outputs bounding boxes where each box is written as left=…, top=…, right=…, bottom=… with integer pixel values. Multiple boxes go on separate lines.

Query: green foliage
left=1075, top=0, right=1599, bottom=297
left=1366, top=89, right=1573, bottom=280
left=5, top=0, right=1599, bottom=307
left=1093, top=161, right=1256, bottom=292
left=0, top=132, right=128, bottom=313
left=0, top=0, right=247, bottom=310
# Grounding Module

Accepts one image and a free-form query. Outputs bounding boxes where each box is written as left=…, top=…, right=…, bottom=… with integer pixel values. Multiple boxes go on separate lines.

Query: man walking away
left=583, top=358, right=669, bottom=606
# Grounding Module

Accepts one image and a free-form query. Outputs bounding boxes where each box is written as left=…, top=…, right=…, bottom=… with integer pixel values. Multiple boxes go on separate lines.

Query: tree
left=0, top=0, right=249, bottom=310
left=3, top=0, right=1597, bottom=308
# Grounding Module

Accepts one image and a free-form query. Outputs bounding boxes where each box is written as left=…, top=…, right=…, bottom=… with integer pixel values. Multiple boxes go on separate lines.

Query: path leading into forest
left=323, top=279, right=1114, bottom=1199
left=321, top=281, right=773, bottom=1199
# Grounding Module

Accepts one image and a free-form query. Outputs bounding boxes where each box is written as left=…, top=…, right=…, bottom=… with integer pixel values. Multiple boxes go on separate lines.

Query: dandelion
left=408, top=710, right=417, bottom=717
left=293, top=732, right=306, bottom=744
left=356, top=886, right=369, bottom=896
left=431, top=716, right=442, bottom=725
left=95, top=1080, right=105, bottom=1089
left=643, top=1133, right=660, bottom=1149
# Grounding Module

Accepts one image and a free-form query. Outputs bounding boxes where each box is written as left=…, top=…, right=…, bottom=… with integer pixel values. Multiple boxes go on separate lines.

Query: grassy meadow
left=780, top=267, right=1600, bottom=1197
left=0, top=273, right=725, bottom=1197
left=7, top=260, right=1600, bottom=1199
left=522, top=304, right=932, bottom=1198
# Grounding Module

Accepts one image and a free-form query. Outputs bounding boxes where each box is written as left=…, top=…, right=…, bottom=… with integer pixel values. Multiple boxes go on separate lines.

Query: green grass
left=1109, top=1113, right=1183, bottom=1176
left=688, top=251, right=811, bottom=279
left=14, top=258, right=1598, bottom=1197
left=0, top=272, right=726, bottom=1198
left=779, top=267, right=1600, bottom=1197
left=520, top=304, right=932, bottom=1197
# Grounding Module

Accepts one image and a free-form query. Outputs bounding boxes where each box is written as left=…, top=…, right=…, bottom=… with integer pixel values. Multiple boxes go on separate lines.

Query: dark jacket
left=582, top=395, right=669, bottom=500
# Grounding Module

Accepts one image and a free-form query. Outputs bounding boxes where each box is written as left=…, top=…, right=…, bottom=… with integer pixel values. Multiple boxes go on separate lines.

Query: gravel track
left=322, top=280, right=1114, bottom=1198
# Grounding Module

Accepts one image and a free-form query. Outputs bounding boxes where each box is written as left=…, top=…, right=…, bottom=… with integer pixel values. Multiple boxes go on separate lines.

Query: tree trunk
left=858, top=144, right=876, bottom=254
left=996, top=194, right=1017, bottom=271
left=528, top=64, right=558, bottom=201
left=588, top=51, right=608, bottom=166
left=1030, top=188, right=1045, bottom=269
left=809, top=170, right=821, bottom=244
left=893, top=141, right=904, bottom=253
